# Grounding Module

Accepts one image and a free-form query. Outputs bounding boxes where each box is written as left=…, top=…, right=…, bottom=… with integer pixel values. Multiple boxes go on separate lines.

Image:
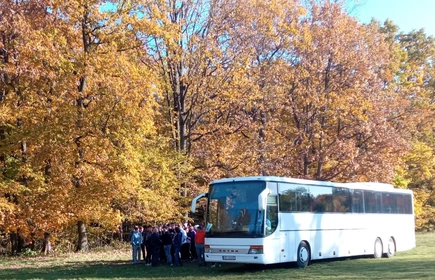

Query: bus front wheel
left=384, top=237, right=395, bottom=258
left=297, top=241, right=310, bottom=268
left=374, top=238, right=383, bottom=259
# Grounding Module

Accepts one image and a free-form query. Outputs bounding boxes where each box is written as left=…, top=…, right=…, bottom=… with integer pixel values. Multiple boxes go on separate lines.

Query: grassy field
left=1, top=232, right=434, bottom=280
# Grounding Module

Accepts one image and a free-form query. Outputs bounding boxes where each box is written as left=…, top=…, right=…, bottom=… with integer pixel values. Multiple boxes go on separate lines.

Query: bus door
left=265, top=196, right=283, bottom=261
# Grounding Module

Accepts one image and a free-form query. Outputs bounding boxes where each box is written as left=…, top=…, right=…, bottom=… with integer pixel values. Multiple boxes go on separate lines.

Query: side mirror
left=258, top=188, right=270, bottom=211
left=191, top=193, right=207, bottom=213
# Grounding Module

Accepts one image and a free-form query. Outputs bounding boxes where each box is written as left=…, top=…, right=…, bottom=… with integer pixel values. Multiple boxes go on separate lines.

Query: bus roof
left=210, top=176, right=412, bottom=193
left=211, top=176, right=341, bottom=187
left=343, top=182, right=393, bottom=190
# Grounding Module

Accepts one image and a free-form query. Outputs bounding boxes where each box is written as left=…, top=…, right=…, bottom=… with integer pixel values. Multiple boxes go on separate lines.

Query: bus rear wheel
left=384, top=237, right=395, bottom=258
left=374, top=238, right=383, bottom=259
left=297, top=241, right=310, bottom=268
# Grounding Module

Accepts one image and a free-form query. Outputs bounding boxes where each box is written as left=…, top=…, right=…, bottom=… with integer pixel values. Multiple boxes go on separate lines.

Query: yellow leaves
left=413, top=189, right=433, bottom=229
left=0, top=197, right=16, bottom=226
left=401, top=141, right=435, bottom=187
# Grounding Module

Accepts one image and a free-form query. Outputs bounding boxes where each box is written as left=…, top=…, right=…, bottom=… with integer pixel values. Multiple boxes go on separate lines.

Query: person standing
left=139, top=226, right=145, bottom=261
left=144, top=226, right=152, bottom=266
left=130, top=226, right=142, bottom=264
left=188, top=226, right=197, bottom=261
left=168, top=224, right=176, bottom=263
left=150, top=228, right=161, bottom=267
left=195, top=225, right=206, bottom=266
left=173, top=226, right=183, bottom=266
left=180, top=224, right=189, bottom=260
left=161, top=226, right=173, bottom=266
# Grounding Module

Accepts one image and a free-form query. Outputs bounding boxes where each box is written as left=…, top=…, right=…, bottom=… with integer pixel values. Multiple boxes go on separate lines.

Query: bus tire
left=297, top=241, right=310, bottom=268
left=384, top=237, right=395, bottom=258
left=374, top=238, right=383, bottom=259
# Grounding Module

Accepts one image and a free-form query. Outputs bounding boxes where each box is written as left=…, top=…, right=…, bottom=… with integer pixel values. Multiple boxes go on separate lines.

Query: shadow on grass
left=1, top=257, right=434, bottom=279
left=0, top=260, right=242, bottom=280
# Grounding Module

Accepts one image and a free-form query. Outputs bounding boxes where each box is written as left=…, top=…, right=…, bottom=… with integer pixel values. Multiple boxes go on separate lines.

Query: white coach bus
left=191, top=176, right=415, bottom=268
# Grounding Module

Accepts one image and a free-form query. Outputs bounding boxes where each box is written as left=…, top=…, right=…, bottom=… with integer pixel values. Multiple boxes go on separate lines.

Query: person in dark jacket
left=161, top=226, right=173, bottom=266
left=188, top=226, right=197, bottom=261
left=173, top=226, right=183, bottom=266
left=144, top=226, right=152, bottom=266
left=150, top=228, right=161, bottom=267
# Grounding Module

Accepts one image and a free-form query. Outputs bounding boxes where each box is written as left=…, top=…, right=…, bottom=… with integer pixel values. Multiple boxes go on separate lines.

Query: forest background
left=0, top=0, right=434, bottom=254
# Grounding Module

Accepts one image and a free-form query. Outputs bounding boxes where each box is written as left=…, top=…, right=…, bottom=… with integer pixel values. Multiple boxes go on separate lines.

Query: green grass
left=1, top=232, right=434, bottom=280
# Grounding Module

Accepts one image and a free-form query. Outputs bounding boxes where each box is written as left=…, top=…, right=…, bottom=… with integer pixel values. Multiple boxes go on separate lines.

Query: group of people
left=130, top=223, right=206, bottom=267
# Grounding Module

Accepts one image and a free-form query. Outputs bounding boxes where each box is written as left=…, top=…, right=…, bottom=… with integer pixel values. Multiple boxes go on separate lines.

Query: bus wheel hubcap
left=300, top=248, right=308, bottom=261
left=376, top=242, right=382, bottom=253
left=388, top=240, right=394, bottom=253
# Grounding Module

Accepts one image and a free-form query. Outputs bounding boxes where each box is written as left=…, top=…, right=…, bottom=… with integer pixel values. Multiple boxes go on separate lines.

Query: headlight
left=205, top=245, right=211, bottom=253
left=248, top=245, right=263, bottom=254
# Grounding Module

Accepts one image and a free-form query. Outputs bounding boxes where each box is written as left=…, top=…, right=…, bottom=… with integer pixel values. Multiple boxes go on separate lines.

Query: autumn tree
left=383, top=25, right=435, bottom=229
left=186, top=0, right=302, bottom=179
left=132, top=0, right=309, bottom=185
left=0, top=0, right=49, bottom=253
left=131, top=0, right=275, bottom=196
left=188, top=0, right=408, bottom=183
left=269, top=1, right=408, bottom=182
left=0, top=0, right=185, bottom=252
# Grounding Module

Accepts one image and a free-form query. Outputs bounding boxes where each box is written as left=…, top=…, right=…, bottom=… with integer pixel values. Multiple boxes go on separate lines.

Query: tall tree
left=0, top=0, right=185, bottom=250
left=389, top=27, right=435, bottom=229
left=195, top=0, right=304, bottom=178
left=132, top=0, right=270, bottom=195
left=270, top=1, right=407, bottom=182
left=190, top=0, right=408, bottom=182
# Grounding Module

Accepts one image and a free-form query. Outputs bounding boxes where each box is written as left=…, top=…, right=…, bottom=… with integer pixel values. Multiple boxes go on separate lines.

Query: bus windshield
left=206, top=181, right=266, bottom=238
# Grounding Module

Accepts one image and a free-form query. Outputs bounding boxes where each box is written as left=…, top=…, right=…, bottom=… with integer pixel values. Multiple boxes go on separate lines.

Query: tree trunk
left=42, top=232, right=52, bottom=255
left=10, top=230, right=25, bottom=255
left=76, top=221, right=89, bottom=252
left=10, top=232, right=17, bottom=255
left=117, top=224, right=123, bottom=242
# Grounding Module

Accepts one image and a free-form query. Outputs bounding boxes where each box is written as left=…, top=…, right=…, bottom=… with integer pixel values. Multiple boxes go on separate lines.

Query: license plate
left=222, top=256, right=236, bottom=260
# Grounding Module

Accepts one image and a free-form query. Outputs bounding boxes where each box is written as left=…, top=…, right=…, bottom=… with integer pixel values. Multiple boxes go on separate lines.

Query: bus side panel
left=279, top=231, right=291, bottom=262
left=279, top=212, right=414, bottom=263
left=381, top=214, right=416, bottom=253
left=280, top=212, right=379, bottom=261
left=279, top=212, right=308, bottom=263
left=263, top=237, right=282, bottom=264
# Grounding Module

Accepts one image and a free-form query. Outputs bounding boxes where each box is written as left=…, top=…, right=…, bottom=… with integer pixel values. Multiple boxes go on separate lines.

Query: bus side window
left=279, top=191, right=296, bottom=212
left=382, top=193, right=396, bottom=214
left=351, top=190, right=364, bottom=213
left=266, top=199, right=278, bottom=236
left=333, top=188, right=351, bottom=213
left=311, top=186, right=333, bottom=213
left=405, top=194, right=413, bottom=214
left=397, top=193, right=413, bottom=214
left=279, top=186, right=310, bottom=212
left=364, top=191, right=381, bottom=213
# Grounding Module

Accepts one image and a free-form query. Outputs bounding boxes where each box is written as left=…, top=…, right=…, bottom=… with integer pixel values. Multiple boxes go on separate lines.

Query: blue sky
left=348, top=0, right=435, bottom=36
